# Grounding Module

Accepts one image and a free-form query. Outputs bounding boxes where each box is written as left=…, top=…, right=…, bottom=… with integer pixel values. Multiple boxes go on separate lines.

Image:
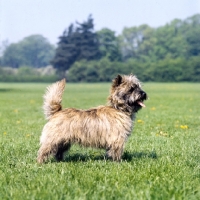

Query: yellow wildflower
left=180, top=125, right=188, bottom=129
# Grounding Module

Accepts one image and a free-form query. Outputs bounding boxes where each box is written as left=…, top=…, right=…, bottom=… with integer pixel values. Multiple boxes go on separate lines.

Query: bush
left=67, top=58, right=141, bottom=82
left=0, top=66, right=58, bottom=82
left=1, top=56, right=200, bottom=82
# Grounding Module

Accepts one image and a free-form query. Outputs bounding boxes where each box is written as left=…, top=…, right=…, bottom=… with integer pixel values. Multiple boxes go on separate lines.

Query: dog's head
left=108, top=74, right=148, bottom=114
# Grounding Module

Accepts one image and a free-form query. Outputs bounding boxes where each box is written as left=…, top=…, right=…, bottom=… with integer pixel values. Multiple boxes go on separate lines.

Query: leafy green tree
left=2, top=35, right=55, bottom=68
left=183, top=15, right=200, bottom=57
left=152, top=20, right=187, bottom=61
left=0, top=40, right=9, bottom=57
left=186, top=27, right=200, bottom=56
left=97, top=28, right=122, bottom=61
left=119, top=25, right=156, bottom=61
left=20, top=35, right=55, bottom=68
left=2, top=43, right=23, bottom=68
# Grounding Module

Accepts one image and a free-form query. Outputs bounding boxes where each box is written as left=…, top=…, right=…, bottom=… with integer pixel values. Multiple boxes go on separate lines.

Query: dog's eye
left=129, top=87, right=135, bottom=93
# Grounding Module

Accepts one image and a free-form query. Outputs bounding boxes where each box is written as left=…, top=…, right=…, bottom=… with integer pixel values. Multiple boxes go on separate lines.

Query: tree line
left=0, top=14, right=200, bottom=82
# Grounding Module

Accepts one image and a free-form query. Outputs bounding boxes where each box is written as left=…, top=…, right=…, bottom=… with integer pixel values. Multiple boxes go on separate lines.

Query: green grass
left=0, top=82, right=200, bottom=200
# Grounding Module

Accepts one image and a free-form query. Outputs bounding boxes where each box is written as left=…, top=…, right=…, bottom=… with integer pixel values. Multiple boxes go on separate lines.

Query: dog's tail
left=43, top=79, right=66, bottom=120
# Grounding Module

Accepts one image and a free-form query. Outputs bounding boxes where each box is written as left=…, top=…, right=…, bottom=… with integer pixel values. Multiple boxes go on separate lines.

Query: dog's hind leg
left=55, top=143, right=71, bottom=162
left=37, top=139, right=71, bottom=163
left=37, top=142, right=55, bottom=164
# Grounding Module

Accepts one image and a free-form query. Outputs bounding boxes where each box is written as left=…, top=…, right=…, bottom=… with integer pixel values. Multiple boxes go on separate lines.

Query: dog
left=37, top=74, right=147, bottom=163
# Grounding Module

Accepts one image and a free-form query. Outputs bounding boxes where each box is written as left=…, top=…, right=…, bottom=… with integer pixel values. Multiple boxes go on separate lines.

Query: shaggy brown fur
left=37, top=74, right=147, bottom=163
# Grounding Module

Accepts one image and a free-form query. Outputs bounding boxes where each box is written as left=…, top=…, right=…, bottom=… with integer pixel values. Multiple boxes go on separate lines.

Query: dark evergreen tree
left=76, top=15, right=101, bottom=60
left=51, top=24, right=78, bottom=73
left=51, top=15, right=101, bottom=75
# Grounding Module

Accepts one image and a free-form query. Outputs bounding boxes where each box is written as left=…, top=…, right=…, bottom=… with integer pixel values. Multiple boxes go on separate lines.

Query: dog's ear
left=112, top=75, right=122, bottom=87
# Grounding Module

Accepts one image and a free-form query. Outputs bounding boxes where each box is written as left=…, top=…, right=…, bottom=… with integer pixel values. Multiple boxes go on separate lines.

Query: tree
left=2, top=43, right=23, bottom=68
left=76, top=15, right=101, bottom=60
left=20, top=35, right=55, bottom=67
left=119, top=25, right=155, bottom=61
left=2, top=35, right=55, bottom=68
left=184, top=15, right=200, bottom=57
left=186, top=28, right=200, bottom=56
left=51, top=15, right=101, bottom=75
left=0, top=40, right=9, bottom=57
left=51, top=24, right=79, bottom=73
left=97, top=28, right=122, bottom=61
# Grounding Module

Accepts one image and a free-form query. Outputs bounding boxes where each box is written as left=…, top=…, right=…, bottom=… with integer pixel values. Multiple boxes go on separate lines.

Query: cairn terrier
left=37, top=74, right=147, bottom=163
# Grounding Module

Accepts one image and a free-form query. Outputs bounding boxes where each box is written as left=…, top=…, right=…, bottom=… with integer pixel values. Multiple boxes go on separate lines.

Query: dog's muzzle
left=136, top=91, right=147, bottom=108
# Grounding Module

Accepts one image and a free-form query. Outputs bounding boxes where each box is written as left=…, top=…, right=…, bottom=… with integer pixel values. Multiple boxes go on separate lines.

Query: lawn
left=0, top=81, right=200, bottom=199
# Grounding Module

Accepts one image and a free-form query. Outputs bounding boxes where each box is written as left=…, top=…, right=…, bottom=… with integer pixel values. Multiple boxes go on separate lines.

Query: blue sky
left=1, top=0, right=200, bottom=44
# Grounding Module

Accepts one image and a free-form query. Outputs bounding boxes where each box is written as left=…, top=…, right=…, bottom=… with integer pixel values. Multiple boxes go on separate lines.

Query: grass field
left=0, top=81, right=200, bottom=199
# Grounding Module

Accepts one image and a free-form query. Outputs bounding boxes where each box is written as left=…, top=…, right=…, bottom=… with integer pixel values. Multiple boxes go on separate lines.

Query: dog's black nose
left=140, top=91, right=147, bottom=99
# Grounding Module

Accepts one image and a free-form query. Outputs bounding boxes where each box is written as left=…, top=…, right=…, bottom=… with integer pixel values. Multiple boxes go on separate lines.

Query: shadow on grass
left=122, top=151, right=158, bottom=161
left=63, top=153, right=105, bottom=162
left=62, top=150, right=158, bottom=162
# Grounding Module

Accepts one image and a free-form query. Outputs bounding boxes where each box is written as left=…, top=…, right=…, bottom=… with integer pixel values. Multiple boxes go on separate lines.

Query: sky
left=0, top=0, right=200, bottom=45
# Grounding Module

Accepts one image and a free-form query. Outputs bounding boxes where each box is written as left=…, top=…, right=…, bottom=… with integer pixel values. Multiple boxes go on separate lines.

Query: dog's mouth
left=136, top=91, right=147, bottom=108
left=129, top=92, right=147, bottom=110
left=128, top=99, right=146, bottom=109
left=137, top=101, right=146, bottom=108
left=125, top=90, right=148, bottom=112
